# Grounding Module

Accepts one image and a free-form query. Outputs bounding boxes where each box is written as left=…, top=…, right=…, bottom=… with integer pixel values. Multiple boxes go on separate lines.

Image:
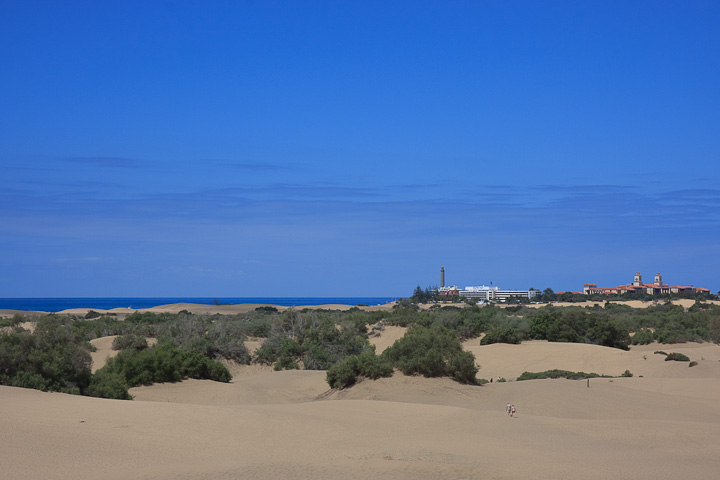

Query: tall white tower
left=633, top=272, right=643, bottom=286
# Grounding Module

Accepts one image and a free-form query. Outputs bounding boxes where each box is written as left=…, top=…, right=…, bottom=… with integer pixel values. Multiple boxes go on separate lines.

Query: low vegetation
left=664, top=352, right=691, bottom=362
left=382, top=324, right=478, bottom=384
left=88, top=342, right=231, bottom=399
left=516, top=369, right=634, bottom=380
left=517, top=370, right=607, bottom=381
left=1, top=294, right=718, bottom=398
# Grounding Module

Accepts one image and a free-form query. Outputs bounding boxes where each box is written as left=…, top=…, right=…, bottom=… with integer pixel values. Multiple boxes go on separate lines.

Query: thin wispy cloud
left=61, top=156, right=143, bottom=168
left=223, top=162, right=296, bottom=172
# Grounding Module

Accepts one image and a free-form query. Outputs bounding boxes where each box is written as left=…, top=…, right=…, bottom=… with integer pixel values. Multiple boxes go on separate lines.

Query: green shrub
left=357, top=350, right=393, bottom=380
left=665, top=352, right=690, bottom=362
left=689, top=361, right=698, bottom=367
left=326, top=356, right=360, bottom=388
left=274, top=356, right=300, bottom=371
left=631, top=329, right=654, bottom=345
left=112, top=334, right=149, bottom=351
left=621, top=369, right=633, bottom=377
left=382, top=324, right=478, bottom=384
left=481, top=327, right=524, bottom=345
left=0, top=316, right=93, bottom=394
left=0, top=313, right=25, bottom=328
left=255, top=313, right=370, bottom=370
left=517, top=370, right=602, bottom=381
left=326, top=351, right=393, bottom=389
left=85, top=370, right=132, bottom=400
left=92, top=342, right=232, bottom=394
left=255, top=306, right=279, bottom=313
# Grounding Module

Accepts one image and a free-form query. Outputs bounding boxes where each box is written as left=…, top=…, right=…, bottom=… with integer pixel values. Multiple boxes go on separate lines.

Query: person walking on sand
left=511, top=405, right=516, bottom=417
left=506, top=403, right=511, bottom=416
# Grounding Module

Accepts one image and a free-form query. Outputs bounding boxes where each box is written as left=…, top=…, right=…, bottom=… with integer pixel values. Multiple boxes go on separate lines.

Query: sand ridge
left=3, top=361, right=720, bottom=480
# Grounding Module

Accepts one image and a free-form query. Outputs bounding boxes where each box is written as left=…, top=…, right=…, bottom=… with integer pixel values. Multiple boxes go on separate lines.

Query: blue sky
left=1, top=1, right=719, bottom=297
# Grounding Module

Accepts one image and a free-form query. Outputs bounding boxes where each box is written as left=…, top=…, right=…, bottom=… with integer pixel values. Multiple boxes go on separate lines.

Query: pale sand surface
left=4, top=335, right=720, bottom=480
left=4, top=309, right=720, bottom=479
left=368, top=325, right=407, bottom=354
left=89, top=335, right=120, bottom=373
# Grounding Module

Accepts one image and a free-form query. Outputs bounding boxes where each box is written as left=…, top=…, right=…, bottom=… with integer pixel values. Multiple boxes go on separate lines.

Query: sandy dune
left=3, top=359, right=719, bottom=480
left=368, top=325, right=407, bottom=354
left=89, top=335, right=120, bottom=373
left=3, top=310, right=720, bottom=479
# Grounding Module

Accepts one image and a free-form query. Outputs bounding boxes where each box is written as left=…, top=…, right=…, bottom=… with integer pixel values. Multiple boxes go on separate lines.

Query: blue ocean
left=0, top=297, right=397, bottom=313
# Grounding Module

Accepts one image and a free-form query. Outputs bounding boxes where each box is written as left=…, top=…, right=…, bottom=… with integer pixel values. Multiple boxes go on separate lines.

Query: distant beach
left=0, top=297, right=397, bottom=313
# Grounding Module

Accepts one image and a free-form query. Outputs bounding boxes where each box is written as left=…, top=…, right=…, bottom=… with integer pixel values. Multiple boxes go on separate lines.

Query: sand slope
left=3, top=332, right=720, bottom=480
left=3, top=372, right=719, bottom=480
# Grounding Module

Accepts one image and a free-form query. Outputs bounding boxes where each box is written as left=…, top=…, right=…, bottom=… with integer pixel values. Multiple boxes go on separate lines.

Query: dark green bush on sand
left=517, top=370, right=603, bottom=381
left=382, top=325, right=478, bottom=384
left=85, top=370, right=132, bottom=400
left=327, top=324, right=480, bottom=389
left=326, top=351, right=393, bottom=389
left=481, top=326, right=524, bottom=345
left=0, top=317, right=92, bottom=394
left=87, top=342, right=231, bottom=399
left=665, top=352, right=690, bottom=362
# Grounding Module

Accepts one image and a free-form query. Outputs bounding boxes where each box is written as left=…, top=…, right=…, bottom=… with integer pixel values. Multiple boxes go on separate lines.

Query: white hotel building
left=436, top=267, right=540, bottom=302
left=438, top=285, right=540, bottom=302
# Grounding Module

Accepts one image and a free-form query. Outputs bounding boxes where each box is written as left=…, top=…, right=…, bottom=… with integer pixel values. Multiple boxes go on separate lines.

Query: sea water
left=0, top=297, right=397, bottom=312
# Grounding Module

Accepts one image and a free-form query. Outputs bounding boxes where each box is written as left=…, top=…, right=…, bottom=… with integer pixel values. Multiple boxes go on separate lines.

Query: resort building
left=436, top=268, right=540, bottom=302
left=583, top=272, right=709, bottom=296
left=454, top=285, right=540, bottom=302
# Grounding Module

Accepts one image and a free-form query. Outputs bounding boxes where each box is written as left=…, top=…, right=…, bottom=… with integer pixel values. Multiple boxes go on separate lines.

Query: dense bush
left=631, top=329, right=654, bottom=345
left=87, top=342, right=231, bottom=399
left=665, top=352, right=690, bottom=362
left=588, top=317, right=630, bottom=350
left=382, top=324, right=478, bottom=384
left=85, top=370, right=132, bottom=400
left=0, top=317, right=92, bottom=394
left=326, top=355, right=360, bottom=388
left=326, top=351, right=393, bottom=389
left=517, top=370, right=604, bottom=381
left=254, top=311, right=369, bottom=370
left=112, top=334, right=149, bottom=351
left=481, top=326, right=524, bottom=345
left=0, top=313, right=26, bottom=328
left=255, top=306, right=279, bottom=313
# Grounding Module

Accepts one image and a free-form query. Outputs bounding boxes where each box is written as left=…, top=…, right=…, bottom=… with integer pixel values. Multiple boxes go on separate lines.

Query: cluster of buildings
left=433, top=268, right=710, bottom=303
left=583, top=272, right=710, bottom=296
left=436, top=266, right=540, bottom=302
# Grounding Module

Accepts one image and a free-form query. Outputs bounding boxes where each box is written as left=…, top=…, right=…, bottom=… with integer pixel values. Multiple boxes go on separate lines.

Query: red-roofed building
left=583, top=272, right=707, bottom=296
